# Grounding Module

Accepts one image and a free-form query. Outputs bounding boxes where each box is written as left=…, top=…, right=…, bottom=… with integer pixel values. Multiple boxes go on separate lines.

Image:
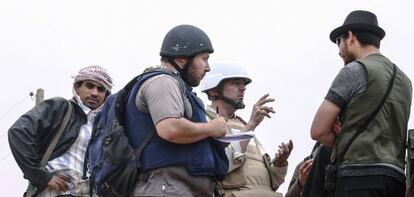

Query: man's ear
left=73, top=82, right=81, bottom=94
left=175, top=57, right=188, bottom=68
left=208, top=88, right=220, bottom=97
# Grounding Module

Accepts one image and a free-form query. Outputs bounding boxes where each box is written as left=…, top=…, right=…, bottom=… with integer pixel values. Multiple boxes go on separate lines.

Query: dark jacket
left=302, top=144, right=333, bottom=197
left=8, top=97, right=87, bottom=190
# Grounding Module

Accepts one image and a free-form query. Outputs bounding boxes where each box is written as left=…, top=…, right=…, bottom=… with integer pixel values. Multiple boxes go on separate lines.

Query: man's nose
left=90, top=88, right=99, bottom=96
left=205, top=63, right=211, bottom=72
left=240, top=84, right=246, bottom=91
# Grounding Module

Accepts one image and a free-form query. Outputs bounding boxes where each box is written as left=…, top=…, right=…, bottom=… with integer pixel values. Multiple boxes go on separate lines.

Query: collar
left=160, top=65, right=192, bottom=91
left=206, top=104, right=237, bottom=120
left=157, top=64, right=180, bottom=75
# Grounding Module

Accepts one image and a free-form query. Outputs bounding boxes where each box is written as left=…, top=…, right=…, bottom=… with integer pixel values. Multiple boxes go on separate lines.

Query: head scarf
left=73, top=65, right=113, bottom=93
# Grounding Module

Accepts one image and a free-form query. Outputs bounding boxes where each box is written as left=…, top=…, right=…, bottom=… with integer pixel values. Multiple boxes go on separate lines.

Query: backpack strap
left=26, top=100, right=73, bottom=197
left=134, top=125, right=156, bottom=162
left=127, top=69, right=184, bottom=160
left=110, top=69, right=186, bottom=166
left=41, top=100, right=73, bottom=165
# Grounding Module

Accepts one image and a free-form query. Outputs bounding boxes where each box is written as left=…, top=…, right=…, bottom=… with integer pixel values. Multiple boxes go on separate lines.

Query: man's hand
left=273, top=140, right=293, bottom=167
left=208, top=117, right=228, bottom=138
left=245, top=94, right=275, bottom=131
left=298, top=159, right=313, bottom=187
left=47, top=174, right=70, bottom=192
left=332, top=117, right=342, bottom=134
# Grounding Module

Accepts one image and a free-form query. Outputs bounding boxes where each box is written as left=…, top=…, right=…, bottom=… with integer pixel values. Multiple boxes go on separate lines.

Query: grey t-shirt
left=135, top=74, right=192, bottom=124
left=325, top=61, right=367, bottom=109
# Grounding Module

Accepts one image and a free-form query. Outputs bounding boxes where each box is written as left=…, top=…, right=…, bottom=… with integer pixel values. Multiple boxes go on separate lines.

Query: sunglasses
left=335, top=32, right=358, bottom=46
left=84, top=81, right=107, bottom=93
left=335, top=34, right=346, bottom=46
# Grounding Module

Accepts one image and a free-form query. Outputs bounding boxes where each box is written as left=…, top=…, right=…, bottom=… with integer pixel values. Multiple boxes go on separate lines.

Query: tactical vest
left=205, top=105, right=283, bottom=196
left=334, top=53, right=412, bottom=171
left=125, top=73, right=228, bottom=180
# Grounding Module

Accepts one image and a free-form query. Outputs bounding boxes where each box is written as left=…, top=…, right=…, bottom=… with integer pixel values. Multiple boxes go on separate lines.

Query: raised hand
left=245, top=94, right=275, bottom=131
left=273, top=140, right=293, bottom=167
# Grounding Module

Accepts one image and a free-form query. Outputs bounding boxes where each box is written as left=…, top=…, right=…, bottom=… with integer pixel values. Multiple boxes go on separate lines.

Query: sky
left=0, top=0, right=413, bottom=195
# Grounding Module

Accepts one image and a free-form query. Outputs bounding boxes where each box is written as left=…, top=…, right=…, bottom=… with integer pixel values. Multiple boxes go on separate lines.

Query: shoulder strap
left=124, top=69, right=186, bottom=100
left=41, top=100, right=73, bottom=165
left=336, top=64, right=397, bottom=163
left=134, top=125, right=155, bottom=160
left=126, top=69, right=184, bottom=159
left=26, top=100, right=73, bottom=197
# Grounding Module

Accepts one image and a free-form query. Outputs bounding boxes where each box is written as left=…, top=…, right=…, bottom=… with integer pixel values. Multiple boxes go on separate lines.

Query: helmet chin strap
left=166, top=56, right=194, bottom=84
left=219, top=95, right=245, bottom=109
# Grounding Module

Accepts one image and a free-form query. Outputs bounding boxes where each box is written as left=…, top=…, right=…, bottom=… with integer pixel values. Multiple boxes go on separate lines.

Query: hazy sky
left=1, top=0, right=413, bottom=195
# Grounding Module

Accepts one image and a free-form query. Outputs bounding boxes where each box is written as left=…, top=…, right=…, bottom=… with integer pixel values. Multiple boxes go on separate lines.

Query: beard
left=185, top=64, right=203, bottom=87
left=342, top=56, right=354, bottom=65
left=184, top=72, right=201, bottom=87
left=340, top=45, right=356, bottom=65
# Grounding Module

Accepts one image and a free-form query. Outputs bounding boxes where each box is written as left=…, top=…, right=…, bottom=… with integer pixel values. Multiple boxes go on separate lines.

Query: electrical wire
left=0, top=93, right=33, bottom=142
left=0, top=93, right=32, bottom=122
left=0, top=152, right=11, bottom=163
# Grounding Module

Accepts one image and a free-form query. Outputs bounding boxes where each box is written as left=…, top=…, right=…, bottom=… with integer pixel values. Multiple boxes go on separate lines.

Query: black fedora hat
left=329, top=10, right=385, bottom=43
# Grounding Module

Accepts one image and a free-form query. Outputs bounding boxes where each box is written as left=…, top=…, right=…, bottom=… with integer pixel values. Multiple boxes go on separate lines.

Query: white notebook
left=214, top=131, right=255, bottom=143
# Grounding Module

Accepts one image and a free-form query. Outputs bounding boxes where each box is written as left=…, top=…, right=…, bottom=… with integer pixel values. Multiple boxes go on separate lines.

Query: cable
left=0, top=152, right=11, bottom=163
left=0, top=139, right=7, bottom=147
left=0, top=93, right=33, bottom=140
left=0, top=93, right=32, bottom=122
left=0, top=92, right=35, bottom=164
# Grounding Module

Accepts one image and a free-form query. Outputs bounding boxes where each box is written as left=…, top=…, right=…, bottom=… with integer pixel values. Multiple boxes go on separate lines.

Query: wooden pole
left=35, top=88, right=44, bottom=106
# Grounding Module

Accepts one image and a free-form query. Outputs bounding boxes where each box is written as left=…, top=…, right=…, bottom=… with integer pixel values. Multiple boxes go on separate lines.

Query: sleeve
left=325, top=62, right=367, bottom=109
left=136, top=75, right=186, bottom=124
left=285, top=161, right=303, bottom=197
left=269, top=164, right=288, bottom=190
left=8, top=98, right=67, bottom=189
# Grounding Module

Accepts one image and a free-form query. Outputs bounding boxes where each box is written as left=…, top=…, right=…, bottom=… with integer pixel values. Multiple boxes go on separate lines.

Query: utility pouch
left=263, top=153, right=280, bottom=191
left=324, top=163, right=338, bottom=192
left=213, top=179, right=225, bottom=197
left=226, top=147, right=245, bottom=173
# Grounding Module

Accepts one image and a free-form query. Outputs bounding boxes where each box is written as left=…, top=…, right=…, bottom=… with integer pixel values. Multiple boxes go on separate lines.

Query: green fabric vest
left=334, top=53, right=412, bottom=170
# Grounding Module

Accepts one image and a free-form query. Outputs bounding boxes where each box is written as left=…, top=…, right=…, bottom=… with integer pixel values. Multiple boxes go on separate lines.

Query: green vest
left=334, top=53, right=412, bottom=170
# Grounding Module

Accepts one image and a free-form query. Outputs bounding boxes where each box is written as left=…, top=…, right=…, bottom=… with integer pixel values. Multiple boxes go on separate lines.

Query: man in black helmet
left=311, top=10, right=412, bottom=197
left=126, top=24, right=229, bottom=196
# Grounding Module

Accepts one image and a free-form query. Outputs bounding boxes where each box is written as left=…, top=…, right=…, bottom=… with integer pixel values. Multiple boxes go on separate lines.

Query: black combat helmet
left=160, top=24, right=214, bottom=57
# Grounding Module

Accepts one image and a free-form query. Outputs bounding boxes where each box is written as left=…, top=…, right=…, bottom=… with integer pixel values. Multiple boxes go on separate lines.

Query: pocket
left=101, top=162, right=139, bottom=197
left=103, top=120, right=135, bottom=165
left=220, top=167, right=246, bottom=189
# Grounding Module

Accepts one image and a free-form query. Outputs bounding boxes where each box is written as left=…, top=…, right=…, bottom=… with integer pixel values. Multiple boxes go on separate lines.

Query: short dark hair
left=354, top=32, right=381, bottom=48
